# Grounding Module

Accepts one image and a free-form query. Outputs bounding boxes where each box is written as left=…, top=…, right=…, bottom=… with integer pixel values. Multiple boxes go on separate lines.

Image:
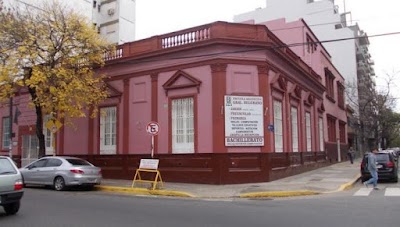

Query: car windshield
left=66, top=158, right=91, bottom=166
left=0, top=158, right=17, bottom=175
left=376, top=154, right=390, bottom=162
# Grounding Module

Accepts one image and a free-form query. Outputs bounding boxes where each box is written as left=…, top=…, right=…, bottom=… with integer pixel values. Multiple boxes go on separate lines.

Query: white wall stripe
left=353, top=188, right=373, bottom=196
left=384, top=188, right=400, bottom=197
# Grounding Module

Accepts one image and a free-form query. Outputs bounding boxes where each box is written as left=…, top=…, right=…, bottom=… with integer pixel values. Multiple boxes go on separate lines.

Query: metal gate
left=21, top=135, right=39, bottom=167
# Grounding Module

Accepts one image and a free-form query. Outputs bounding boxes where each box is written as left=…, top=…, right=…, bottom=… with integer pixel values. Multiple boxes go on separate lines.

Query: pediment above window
left=106, top=83, right=122, bottom=98
left=162, top=70, right=202, bottom=96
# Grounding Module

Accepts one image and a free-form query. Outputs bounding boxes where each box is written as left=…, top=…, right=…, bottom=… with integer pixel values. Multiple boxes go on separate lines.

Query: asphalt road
left=1, top=183, right=400, bottom=227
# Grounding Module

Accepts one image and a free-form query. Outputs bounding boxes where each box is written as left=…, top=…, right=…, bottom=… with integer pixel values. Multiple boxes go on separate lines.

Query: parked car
left=0, top=156, right=24, bottom=215
left=360, top=151, right=399, bottom=183
left=20, top=156, right=102, bottom=191
left=385, top=149, right=399, bottom=161
left=387, top=147, right=400, bottom=157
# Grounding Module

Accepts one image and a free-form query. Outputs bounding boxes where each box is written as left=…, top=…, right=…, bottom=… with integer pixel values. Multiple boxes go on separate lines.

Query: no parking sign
left=146, top=122, right=160, bottom=135
left=146, top=122, right=160, bottom=158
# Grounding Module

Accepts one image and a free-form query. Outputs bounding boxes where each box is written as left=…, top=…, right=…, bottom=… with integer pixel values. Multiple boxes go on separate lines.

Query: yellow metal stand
left=131, top=169, right=163, bottom=190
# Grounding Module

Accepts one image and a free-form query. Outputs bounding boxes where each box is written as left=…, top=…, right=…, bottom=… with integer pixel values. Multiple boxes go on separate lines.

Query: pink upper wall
left=129, top=76, right=152, bottom=153
left=259, top=18, right=347, bottom=139
left=63, top=117, right=89, bottom=155
left=226, top=64, right=261, bottom=153
left=262, top=18, right=325, bottom=76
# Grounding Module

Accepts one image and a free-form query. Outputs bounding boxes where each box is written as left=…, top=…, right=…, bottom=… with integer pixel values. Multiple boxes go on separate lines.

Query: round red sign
left=146, top=122, right=160, bottom=135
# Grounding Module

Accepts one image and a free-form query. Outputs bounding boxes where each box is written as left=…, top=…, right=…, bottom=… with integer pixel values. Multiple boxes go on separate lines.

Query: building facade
left=0, top=21, right=348, bottom=184
left=258, top=18, right=347, bottom=159
left=234, top=0, right=375, bottom=152
left=3, top=0, right=136, bottom=44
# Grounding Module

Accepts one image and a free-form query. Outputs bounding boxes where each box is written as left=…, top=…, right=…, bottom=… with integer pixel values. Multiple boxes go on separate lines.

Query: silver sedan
left=20, top=156, right=102, bottom=191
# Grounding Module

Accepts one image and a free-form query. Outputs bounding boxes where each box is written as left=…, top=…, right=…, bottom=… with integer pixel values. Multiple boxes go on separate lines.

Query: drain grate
left=309, top=178, right=322, bottom=182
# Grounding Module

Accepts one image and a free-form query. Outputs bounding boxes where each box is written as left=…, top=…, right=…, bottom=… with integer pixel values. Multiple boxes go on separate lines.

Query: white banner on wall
left=224, top=95, right=264, bottom=146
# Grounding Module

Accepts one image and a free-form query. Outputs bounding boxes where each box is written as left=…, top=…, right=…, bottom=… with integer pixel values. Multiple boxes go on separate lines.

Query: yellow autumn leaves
left=0, top=1, right=114, bottom=119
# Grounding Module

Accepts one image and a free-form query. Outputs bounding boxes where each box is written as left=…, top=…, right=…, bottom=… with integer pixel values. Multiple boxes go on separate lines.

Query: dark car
left=0, top=156, right=24, bottom=215
left=360, top=151, right=398, bottom=182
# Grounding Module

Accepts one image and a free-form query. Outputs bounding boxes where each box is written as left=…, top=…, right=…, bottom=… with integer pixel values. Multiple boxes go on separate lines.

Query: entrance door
left=21, top=135, right=39, bottom=167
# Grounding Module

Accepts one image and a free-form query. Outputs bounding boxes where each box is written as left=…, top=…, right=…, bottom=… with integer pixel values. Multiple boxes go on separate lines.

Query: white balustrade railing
left=104, top=47, right=123, bottom=61
left=162, top=28, right=210, bottom=49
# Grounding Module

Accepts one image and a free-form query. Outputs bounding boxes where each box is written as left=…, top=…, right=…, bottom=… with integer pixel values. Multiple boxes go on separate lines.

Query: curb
left=323, top=173, right=361, bottom=194
left=95, top=185, right=195, bottom=198
left=337, top=173, right=361, bottom=191
left=239, top=190, right=319, bottom=198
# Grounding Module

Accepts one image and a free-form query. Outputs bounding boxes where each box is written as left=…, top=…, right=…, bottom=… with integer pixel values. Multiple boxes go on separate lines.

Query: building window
left=100, top=106, right=117, bottom=154
left=327, top=115, right=336, bottom=142
left=337, top=82, right=345, bottom=109
left=325, top=68, right=335, bottom=100
left=2, top=117, right=10, bottom=149
left=274, top=100, right=283, bottom=153
left=43, top=115, right=54, bottom=155
left=339, top=121, right=346, bottom=143
left=291, top=107, right=299, bottom=152
left=306, top=112, right=312, bottom=151
left=319, top=117, right=324, bottom=151
left=172, top=97, right=194, bottom=154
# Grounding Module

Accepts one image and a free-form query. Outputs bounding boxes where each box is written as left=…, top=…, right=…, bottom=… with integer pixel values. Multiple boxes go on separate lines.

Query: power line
left=115, top=30, right=400, bottom=65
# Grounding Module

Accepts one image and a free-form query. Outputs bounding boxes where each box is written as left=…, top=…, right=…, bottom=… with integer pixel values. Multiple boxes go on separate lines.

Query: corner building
left=1, top=22, right=347, bottom=184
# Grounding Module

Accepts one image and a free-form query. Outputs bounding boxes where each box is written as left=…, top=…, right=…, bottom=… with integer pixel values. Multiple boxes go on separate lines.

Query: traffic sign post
left=146, top=122, right=160, bottom=158
left=131, top=122, right=163, bottom=190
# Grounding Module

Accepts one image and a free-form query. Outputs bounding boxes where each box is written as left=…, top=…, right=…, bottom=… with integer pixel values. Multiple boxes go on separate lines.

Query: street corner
left=337, top=173, right=361, bottom=191
left=95, top=185, right=195, bottom=198
left=239, top=190, right=320, bottom=198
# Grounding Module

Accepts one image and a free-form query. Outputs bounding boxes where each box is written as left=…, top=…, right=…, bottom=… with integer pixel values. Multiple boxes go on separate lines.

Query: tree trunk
left=28, top=86, right=46, bottom=158
left=35, top=104, right=45, bottom=158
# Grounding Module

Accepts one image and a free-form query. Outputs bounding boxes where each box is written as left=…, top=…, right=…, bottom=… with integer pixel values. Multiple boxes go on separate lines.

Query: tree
left=0, top=1, right=114, bottom=157
left=346, top=72, right=400, bottom=152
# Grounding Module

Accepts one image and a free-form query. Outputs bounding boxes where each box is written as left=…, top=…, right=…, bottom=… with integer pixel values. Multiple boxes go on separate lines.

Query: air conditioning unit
left=107, top=8, right=115, bottom=16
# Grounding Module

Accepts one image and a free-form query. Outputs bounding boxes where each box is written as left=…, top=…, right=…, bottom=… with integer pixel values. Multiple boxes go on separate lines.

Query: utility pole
left=337, top=138, right=341, bottom=162
left=8, top=97, right=13, bottom=158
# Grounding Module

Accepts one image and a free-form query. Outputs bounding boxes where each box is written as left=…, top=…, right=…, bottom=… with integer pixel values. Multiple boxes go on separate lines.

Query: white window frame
left=43, top=115, right=54, bottom=155
left=100, top=106, right=117, bottom=155
left=172, top=97, right=194, bottom=154
left=319, top=117, right=324, bottom=151
left=273, top=100, right=283, bottom=153
left=291, top=107, right=299, bottom=152
left=2, top=117, right=10, bottom=149
left=306, top=112, right=312, bottom=152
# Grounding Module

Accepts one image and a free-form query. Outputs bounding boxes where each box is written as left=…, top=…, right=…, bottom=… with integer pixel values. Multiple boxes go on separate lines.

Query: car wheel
left=4, top=201, right=20, bottom=215
left=393, top=177, right=398, bottom=183
left=54, top=176, right=66, bottom=191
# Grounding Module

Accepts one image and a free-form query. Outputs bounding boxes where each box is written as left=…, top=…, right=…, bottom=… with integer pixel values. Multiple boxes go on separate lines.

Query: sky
left=135, top=0, right=400, bottom=106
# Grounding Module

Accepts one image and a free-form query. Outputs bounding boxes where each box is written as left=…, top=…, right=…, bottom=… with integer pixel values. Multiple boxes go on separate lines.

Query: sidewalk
left=96, top=159, right=361, bottom=199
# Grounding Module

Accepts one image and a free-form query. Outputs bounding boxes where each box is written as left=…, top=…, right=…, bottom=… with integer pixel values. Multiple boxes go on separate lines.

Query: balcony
left=358, top=33, right=370, bottom=46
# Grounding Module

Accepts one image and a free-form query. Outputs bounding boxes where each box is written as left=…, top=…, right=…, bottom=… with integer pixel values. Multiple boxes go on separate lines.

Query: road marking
left=353, top=188, right=373, bottom=196
left=384, top=188, right=400, bottom=196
